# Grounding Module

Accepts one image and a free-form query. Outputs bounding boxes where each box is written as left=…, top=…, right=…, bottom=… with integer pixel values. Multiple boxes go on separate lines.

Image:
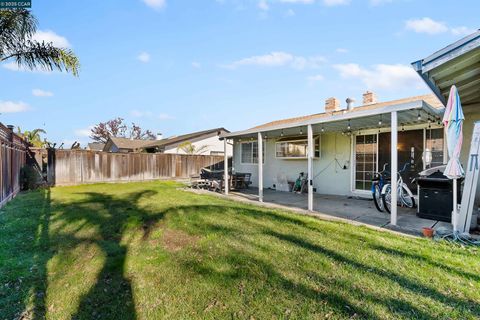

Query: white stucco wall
left=232, top=133, right=352, bottom=196
left=163, top=135, right=233, bottom=156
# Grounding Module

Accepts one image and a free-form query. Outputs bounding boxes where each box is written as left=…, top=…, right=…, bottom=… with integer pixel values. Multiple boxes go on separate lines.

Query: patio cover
left=411, top=30, right=480, bottom=106
left=220, top=98, right=443, bottom=140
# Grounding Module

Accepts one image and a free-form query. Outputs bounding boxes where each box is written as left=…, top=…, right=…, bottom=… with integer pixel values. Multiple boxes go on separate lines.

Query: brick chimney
left=325, top=97, right=340, bottom=113
left=362, top=91, right=377, bottom=105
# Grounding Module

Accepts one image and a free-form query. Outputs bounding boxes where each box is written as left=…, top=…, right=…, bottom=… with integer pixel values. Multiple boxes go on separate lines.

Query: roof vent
left=346, top=97, right=355, bottom=111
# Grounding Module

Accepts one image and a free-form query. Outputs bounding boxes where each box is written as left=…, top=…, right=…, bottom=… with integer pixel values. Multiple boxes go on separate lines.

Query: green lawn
left=0, top=181, right=479, bottom=320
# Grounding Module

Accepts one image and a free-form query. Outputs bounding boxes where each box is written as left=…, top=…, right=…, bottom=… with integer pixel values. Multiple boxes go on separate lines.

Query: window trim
left=239, top=141, right=265, bottom=165
left=274, top=137, right=321, bottom=159
left=351, top=126, right=447, bottom=194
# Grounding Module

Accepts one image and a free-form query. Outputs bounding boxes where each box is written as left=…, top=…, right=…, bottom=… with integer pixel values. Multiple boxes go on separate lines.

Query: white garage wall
left=163, top=135, right=233, bottom=156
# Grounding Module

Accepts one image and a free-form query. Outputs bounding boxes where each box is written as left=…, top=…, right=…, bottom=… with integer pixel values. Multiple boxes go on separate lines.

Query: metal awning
left=411, top=30, right=480, bottom=106
left=220, top=99, right=443, bottom=139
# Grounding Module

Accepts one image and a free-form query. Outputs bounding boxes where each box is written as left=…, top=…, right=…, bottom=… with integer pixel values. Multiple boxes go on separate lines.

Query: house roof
left=108, top=137, right=153, bottom=150
left=251, top=94, right=442, bottom=131
left=411, top=29, right=480, bottom=106
left=221, top=94, right=444, bottom=139
left=87, top=142, right=105, bottom=151
left=143, top=128, right=229, bottom=149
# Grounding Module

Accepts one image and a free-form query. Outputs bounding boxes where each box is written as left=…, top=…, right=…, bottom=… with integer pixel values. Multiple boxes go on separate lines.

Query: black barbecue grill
left=417, top=166, right=462, bottom=222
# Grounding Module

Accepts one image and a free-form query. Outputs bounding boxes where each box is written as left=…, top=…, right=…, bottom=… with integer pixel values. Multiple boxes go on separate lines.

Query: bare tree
left=90, top=118, right=155, bottom=143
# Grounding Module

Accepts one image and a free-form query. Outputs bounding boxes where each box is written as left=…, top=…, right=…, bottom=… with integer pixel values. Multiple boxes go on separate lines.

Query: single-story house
left=142, top=128, right=231, bottom=155
left=103, top=128, right=232, bottom=155
left=219, top=29, right=480, bottom=228
left=103, top=137, right=152, bottom=153
left=86, top=142, right=106, bottom=151
left=221, top=92, right=444, bottom=223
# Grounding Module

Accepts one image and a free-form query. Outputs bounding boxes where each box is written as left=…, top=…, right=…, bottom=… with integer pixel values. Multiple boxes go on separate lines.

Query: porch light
left=321, top=127, right=325, bottom=132
left=300, top=129, right=303, bottom=135
left=378, top=115, right=382, bottom=126
left=281, top=130, right=284, bottom=137
left=417, top=112, right=421, bottom=121
left=264, top=134, right=268, bottom=139
left=347, top=120, right=351, bottom=130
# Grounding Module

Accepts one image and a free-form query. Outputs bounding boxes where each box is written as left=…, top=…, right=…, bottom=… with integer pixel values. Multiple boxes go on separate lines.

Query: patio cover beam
left=258, top=132, right=263, bottom=202
left=391, top=111, right=398, bottom=225
left=307, top=124, right=313, bottom=211
left=224, top=139, right=229, bottom=195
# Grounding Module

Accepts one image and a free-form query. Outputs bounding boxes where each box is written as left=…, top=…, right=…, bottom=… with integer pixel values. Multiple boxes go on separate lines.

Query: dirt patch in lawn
left=161, top=229, right=200, bottom=252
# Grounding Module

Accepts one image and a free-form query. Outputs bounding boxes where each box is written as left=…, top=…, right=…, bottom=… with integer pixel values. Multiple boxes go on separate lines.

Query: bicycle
left=371, top=163, right=390, bottom=212
left=381, top=163, right=416, bottom=213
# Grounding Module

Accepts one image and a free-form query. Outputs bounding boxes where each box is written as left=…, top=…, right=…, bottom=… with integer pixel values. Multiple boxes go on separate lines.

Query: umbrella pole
left=453, top=178, right=458, bottom=232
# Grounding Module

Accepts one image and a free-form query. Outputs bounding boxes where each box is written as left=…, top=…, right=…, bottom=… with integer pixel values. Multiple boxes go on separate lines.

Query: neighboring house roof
left=106, top=137, right=153, bottom=151
left=87, top=142, right=105, bottom=151
left=143, top=128, right=229, bottom=149
left=251, top=94, right=442, bottom=131
left=411, top=29, right=480, bottom=106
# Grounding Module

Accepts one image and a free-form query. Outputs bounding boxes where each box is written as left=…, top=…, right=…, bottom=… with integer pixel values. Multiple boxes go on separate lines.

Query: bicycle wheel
left=372, top=183, right=384, bottom=212
left=381, top=184, right=392, bottom=214
left=399, top=184, right=416, bottom=208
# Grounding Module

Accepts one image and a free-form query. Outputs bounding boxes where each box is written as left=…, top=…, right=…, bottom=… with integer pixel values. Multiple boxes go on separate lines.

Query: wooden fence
left=44, top=150, right=225, bottom=186
left=0, top=124, right=27, bottom=207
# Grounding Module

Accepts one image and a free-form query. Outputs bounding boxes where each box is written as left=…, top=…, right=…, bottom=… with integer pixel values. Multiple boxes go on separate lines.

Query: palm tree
left=0, top=9, right=79, bottom=75
left=17, top=127, right=46, bottom=147
left=177, top=141, right=209, bottom=155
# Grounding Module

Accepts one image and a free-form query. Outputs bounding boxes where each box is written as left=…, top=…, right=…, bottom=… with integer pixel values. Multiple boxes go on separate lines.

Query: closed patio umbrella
left=442, top=85, right=465, bottom=232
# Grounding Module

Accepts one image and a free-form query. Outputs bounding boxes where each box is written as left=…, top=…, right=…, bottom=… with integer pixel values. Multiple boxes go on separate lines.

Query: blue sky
left=0, top=0, right=478, bottom=146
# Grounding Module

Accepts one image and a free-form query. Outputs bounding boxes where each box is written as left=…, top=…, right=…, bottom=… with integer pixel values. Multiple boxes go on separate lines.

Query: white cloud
left=158, top=113, right=174, bottom=120
left=224, top=51, right=326, bottom=70
left=142, top=0, right=166, bottom=10
left=405, top=17, right=476, bottom=37
left=451, top=26, right=477, bottom=36
left=32, top=89, right=54, bottom=97
left=322, top=0, right=350, bottom=6
left=74, top=126, right=93, bottom=137
left=191, top=61, right=201, bottom=68
left=336, top=48, right=348, bottom=53
left=405, top=17, right=447, bottom=35
left=258, top=0, right=269, bottom=10
left=130, top=109, right=153, bottom=117
left=279, top=0, right=314, bottom=3
left=307, top=74, right=324, bottom=82
left=0, top=101, right=30, bottom=113
left=130, top=109, right=174, bottom=120
left=369, top=0, right=393, bottom=5
left=334, top=63, right=422, bottom=90
left=2, top=61, right=53, bottom=73
left=137, top=52, right=151, bottom=63
left=32, top=30, right=71, bottom=48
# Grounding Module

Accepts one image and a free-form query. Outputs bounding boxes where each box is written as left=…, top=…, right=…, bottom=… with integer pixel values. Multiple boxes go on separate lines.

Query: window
left=355, top=134, right=377, bottom=191
left=425, top=128, right=444, bottom=168
left=240, top=141, right=264, bottom=164
left=275, top=137, right=320, bottom=158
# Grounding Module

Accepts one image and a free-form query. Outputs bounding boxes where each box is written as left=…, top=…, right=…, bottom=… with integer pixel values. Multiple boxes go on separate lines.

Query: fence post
left=47, top=148, right=56, bottom=186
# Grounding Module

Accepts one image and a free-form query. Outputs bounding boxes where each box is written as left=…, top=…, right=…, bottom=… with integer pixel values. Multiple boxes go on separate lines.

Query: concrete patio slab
left=230, top=188, right=450, bottom=237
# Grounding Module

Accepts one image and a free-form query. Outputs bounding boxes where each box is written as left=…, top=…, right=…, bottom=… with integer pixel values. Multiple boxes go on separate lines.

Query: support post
left=258, top=132, right=263, bottom=202
left=224, top=139, right=229, bottom=195
left=307, top=125, right=314, bottom=211
left=391, top=111, right=398, bottom=225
